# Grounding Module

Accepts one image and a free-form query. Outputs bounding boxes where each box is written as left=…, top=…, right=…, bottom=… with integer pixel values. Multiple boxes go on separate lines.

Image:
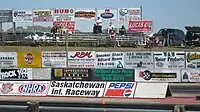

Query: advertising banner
left=0, top=52, right=17, bottom=68
left=124, top=52, right=154, bottom=68
left=128, top=20, right=152, bottom=32
left=135, top=69, right=181, bottom=82
left=33, top=9, right=53, bottom=22
left=53, top=8, right=75, bottom=21
left=97, top=8, right=117, bottom=21
left=13, top=10, right=33, bottom=22
left=51, top=68, right=92, bottom=81
left=0, top=68, right=32, bottom=80
left=93, top=69, right=134, bottom=81
left=17, top=52, right=42, bottom=68
left=48, top=81, right=106, bottom=97
left=118, top=8, right=141, bottom=21
left=0, top=81, right=50, bottom=96
left=186, top=52, right=200, bottom=68
left=42, top=51, right=66, bottom=68
left=68, top=51, right=95, bottom=68
left=154, top=52, right=185, bottom=69
left=181, top=69, right=200, bottom=82
left=53, top=21, right=75, bottom=32
left=0, top=10, right=13, bottom=22
left=75, top=9, right=96, bottom=20
left=95, top=52, right=124, bottom=68
left=104, top=82, right=136, bottom=98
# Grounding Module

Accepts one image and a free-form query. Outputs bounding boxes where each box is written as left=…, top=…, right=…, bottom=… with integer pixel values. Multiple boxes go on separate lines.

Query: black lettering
left=65, top=89, right=71, bottom=95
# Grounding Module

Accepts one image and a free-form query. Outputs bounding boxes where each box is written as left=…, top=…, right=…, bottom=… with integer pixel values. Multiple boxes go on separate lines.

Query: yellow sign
left=17, top=52, right=42, bottom=68
left=187, top=52, right=200, bottom=63
left=34, top=11, right=52, bottom=16
left=54, top=69, right=63, bottom=77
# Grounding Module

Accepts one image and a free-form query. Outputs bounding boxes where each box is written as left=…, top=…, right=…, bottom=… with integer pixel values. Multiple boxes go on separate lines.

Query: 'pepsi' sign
left=104, top=82, right=136, bottom=98
left=18, top=83, right=46, bottom=94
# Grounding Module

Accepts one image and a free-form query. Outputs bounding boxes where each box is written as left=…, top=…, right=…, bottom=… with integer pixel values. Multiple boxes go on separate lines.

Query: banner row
left=0, top=81, right=170, bottom=98
left=0, top=51, right=199, bottom=69
left=0, top=8, right=141, bottom=22
left=0, top=68, right=199, bottom=82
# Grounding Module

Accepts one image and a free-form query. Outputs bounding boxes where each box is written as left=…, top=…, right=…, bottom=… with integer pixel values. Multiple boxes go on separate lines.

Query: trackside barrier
left=134, top=83, right=172, bottom=98
left=0, top=81, right=172, bottom=99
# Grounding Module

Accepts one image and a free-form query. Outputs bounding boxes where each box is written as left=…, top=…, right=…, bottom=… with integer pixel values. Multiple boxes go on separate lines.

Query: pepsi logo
left=123, top=89, right=132, bottom=97
left=18, top=83, right=46, bottom=93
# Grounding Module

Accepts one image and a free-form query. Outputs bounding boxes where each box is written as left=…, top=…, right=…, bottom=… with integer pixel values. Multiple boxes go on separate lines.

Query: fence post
left=26, top=102, right=40, bottom=112
left=173, top=105, right=185, bottom=112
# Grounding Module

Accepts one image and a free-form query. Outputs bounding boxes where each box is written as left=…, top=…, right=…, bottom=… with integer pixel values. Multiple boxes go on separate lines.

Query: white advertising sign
left=153, top=52, right=185, bottom=68
left=104, top=82, right=136, bottom=98
left=0, top=52, right=17, bottom=68
left=186, top=52, right=200, bottom=68
left=118, top=8, right=141, bottom=21
left=135, top=69, right=181, bottom=82
left=53, top=8, right=75, bottom=21
left=13, top=10, right=33, bottom=22
left=0, top=81, right=50, bottom=96
left=181, top=69, right=200, bottom=82
left=48, top=81, right=106, bottom=97
left=97, top=8, right=117, bottom=21
left=42, top=51, right=67, bottom=68
left=124, top=52, right=153, bottom=68
left=95, top=52, right=124, bottom=68
left=68, top=51, right=95, bottom=68
left=75, top=8, right=96, bottom=20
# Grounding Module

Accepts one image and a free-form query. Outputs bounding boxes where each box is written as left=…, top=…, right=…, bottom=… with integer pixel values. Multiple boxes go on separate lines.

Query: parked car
left=153, top=28, right=185, bottom=46
left=183, top=26, right=200, bottom=47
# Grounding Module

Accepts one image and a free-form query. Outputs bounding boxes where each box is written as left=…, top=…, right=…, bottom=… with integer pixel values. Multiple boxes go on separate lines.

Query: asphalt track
left=0, top=83, right=200, bottom=112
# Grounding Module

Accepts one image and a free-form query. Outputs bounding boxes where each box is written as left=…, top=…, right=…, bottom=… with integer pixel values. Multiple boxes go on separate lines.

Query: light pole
left=65, top=32, right=69, bottom=68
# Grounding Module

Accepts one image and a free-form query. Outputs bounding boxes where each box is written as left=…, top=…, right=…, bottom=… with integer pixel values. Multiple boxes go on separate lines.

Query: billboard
left=128, top=20, right=152, bottom=32
left=13, top=10, right=33, bottom=22
left=0, top=10, right=13, bottom=22
left=75, top=8, right=96, bottom=20
left=33, top=9, right=53, bottom=22
left=97, top=8, right=117, bottom=21
left=53, top=8, right=75, bottom=21
left=118, top=8, right=141, bottom=21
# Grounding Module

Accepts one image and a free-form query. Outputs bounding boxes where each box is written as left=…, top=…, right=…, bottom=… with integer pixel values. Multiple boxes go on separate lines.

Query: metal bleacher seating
left=0, top=32, right=145, bottom=47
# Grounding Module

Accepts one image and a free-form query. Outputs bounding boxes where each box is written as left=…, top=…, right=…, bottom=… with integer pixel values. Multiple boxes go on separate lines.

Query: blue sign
left=0, top=10, right=13, bottom=22
left=100, top=12, right=114, bottom=19
left=19, top=83, right=46, bottom=93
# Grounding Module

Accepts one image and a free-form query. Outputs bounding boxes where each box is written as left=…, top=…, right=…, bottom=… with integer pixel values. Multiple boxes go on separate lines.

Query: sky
left=0, top=0, right=200, bottom=33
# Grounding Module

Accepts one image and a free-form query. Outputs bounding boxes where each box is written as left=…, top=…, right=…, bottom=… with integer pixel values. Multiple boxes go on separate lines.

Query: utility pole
left=65, top=32, right=69, bottom=67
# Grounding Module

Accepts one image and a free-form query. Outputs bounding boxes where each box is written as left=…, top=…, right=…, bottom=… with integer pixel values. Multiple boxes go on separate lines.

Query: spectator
left=162, top=29, right=169, bottom=46
left=93, top=24, right=98, bottom=34
left=108, top=22, right=115, bottom=34
left=95, top=17, right=102, bottom=34
left=61, top=24, right=66, bottom=34
left=119, top=25, right=126, bottom=36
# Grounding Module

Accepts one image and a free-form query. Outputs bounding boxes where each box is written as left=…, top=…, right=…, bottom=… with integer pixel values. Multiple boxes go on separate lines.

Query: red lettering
left=54, top=9, right=70, bottom=14
left=70, top=52, right=92, bottom=58
left=54, top=9, right=59, bottom=14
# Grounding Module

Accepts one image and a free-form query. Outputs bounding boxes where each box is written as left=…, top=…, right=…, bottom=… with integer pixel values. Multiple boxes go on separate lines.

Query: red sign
left=53, top=21, right=75, bottom=32
left=128, top=20, right=152, bottom=32
left=70, top=52, right=92, bottom=58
